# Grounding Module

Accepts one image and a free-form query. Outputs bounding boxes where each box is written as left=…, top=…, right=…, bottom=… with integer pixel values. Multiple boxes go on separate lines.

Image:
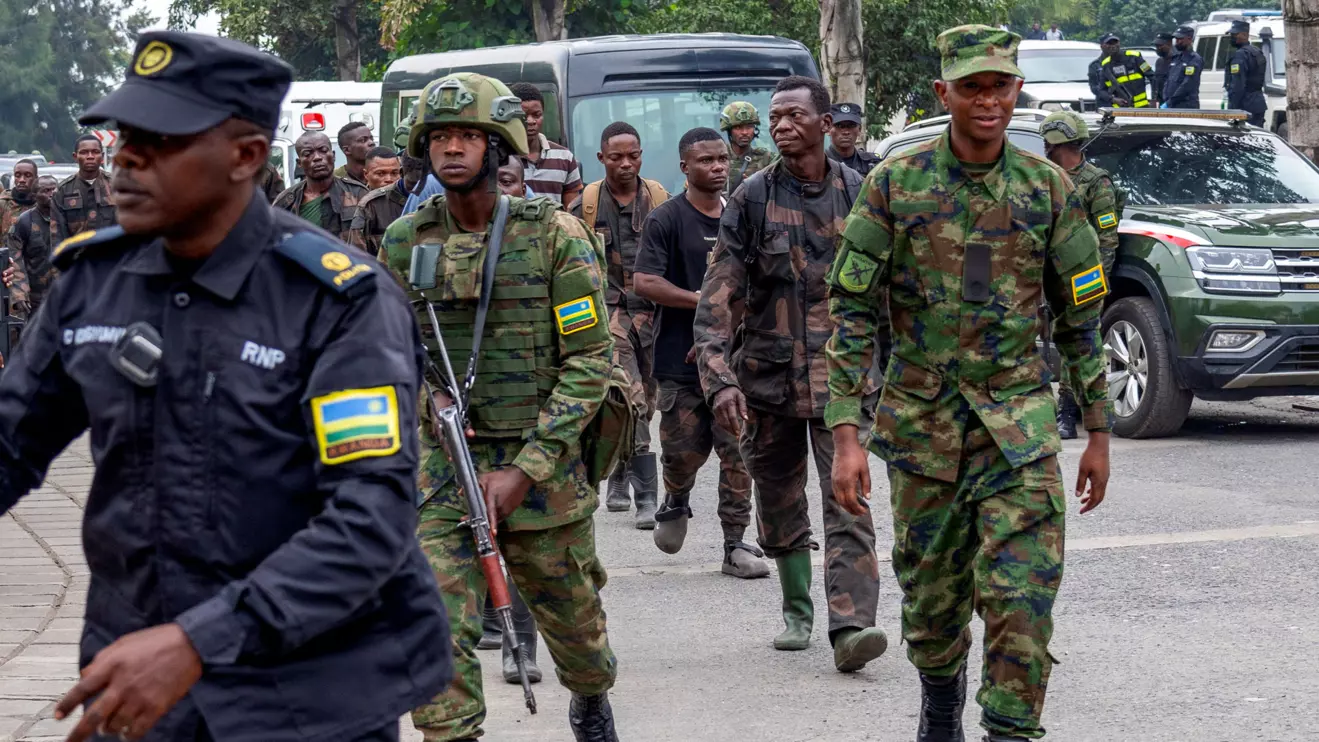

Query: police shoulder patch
left=1185, top=65, right=1197, bottom=75
left=311, top=386, right=401, bottom=465
left=51, top=226, right=132, bottom=270
left=275, top=231, right=376, bottom=294
left=555, top=296, right=599, bottom=335
left=1071, top=263, right=1109, bottom=306
left=1096, top=211, right=1118, bottom=230
left=1230, top=63, right=1240, bottom=73
left=837, top=249, right=879, bottom=293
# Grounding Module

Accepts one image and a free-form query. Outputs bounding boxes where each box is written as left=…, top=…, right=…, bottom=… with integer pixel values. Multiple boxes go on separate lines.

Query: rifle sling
left=460, top=194, right=511, bottom=410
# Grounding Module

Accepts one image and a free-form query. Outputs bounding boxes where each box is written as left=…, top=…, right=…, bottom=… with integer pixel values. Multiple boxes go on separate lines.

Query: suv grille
left=1275, top=340, right=1319, bottom=372
left=1272, top=248, right=1319, bottom=292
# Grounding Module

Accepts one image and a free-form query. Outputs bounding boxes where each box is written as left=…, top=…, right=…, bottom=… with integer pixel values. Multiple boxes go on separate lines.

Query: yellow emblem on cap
left=134, top=41, right=174, bottom=77
left=321, top=251, right=353, bottom=271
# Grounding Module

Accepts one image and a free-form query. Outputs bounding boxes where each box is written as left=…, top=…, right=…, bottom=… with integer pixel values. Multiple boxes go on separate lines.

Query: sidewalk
left=0, top=438, right=92, bottom=741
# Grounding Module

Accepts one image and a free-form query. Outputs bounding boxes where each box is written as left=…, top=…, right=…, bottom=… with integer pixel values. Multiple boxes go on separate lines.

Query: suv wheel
left=1102, top=297, right=1193, bottom=438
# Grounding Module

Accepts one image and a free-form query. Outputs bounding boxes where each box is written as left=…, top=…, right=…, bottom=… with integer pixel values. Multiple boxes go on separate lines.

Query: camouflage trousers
left=739, top=409, right=880, bottom=637
left=888, top=415, right=1065, bottom=740
left=611, top=304, right=656, bottom=453
left=656, top=379, right=753, bottom=543
left=411, top=508, right=616, bottom=741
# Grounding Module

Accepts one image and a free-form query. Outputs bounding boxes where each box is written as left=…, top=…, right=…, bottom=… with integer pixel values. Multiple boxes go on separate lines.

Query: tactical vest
left=1073, top=162, right=1127, bottom=216
left=1101, top=50, right=1151, bottom=107
left=410, top=196, right=561, bottom=438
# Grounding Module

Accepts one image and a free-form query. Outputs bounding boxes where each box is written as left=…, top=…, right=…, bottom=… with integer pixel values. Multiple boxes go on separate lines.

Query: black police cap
left=80, top=31, right=294, bottom=136
left=1173, top=25, right=1195, bottom=39
left=1100, top=32, right=1120, bottom=44
left=831, top=103, right=863, bottom=126
left=1229, top=20, right=1251, bottom=35
left=1155, top=32, right=1174, bottom=43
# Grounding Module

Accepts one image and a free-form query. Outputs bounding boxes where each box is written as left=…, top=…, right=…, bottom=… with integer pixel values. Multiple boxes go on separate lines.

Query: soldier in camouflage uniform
left=51, top=134, right=116, bottom=243
left=694, top=77, right=888, bottom=672
left=1040, top=110, right=1122, bottom=440
left=720, top=101, right=775, bottom=196
left=379, top=72, right=619, bottom=742
left=826, top=26, right=1113, bottom=742
left=569, top=121, right=666, bottom=528
left=272, top=131, right=367, bottom=242
left=5, top=175, right=59, bottom=321
left=0, top=159, right=36, bottom=349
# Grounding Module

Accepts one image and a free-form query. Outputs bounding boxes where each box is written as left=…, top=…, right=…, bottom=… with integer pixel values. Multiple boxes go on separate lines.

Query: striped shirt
left=523, top=133, right=582, bottom=204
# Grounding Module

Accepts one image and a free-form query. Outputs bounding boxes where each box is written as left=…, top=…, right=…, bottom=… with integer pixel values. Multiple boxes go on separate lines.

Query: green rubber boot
left=832, top=626, right=888, bottom=673
left=773, top=551, right=814, bottom=651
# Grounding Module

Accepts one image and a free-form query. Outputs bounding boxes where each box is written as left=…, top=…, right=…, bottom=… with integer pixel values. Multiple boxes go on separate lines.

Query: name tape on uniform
left=311, top=386, right=401, bottom=465
left=555, top=296, right=599, bottom=335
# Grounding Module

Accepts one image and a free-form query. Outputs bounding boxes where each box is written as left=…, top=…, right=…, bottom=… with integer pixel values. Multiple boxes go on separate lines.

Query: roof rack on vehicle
left=1097, top=107, right=1250, bottom=127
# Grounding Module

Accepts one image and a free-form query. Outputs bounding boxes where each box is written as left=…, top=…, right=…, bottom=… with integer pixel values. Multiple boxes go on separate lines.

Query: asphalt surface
left=459, top=396, right=1319, bottom=742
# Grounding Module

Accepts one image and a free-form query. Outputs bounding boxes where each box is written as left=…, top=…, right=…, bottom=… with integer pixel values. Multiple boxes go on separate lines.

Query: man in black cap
left=827, top=103, right=879, bottom=177
left=1226, top=19, right=1267, bottom=126
left=0, top=30, right=451, bottom=742
left=1152, top=32, right=1174, bottom=107
left=1164, top=26, right=1204, bottom=109
left=1093, top=32, right=1152, bottom=108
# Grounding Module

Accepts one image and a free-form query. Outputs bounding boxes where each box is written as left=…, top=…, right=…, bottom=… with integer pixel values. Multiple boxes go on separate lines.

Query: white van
left=1191, top=16, right=1287, bottom=135
left=1015, top=40, right=1104, bottom=112
left=270, top=82, right=383, bottom=186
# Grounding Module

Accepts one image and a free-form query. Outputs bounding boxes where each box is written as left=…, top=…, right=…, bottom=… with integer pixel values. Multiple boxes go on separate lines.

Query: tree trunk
left=530, top=0, right=566, bottom=41
left=1285, top=0, right=1319, bottom=160
left=818, top=0, right=865, bottom=111
left=333, top=0, right=361, bottom=81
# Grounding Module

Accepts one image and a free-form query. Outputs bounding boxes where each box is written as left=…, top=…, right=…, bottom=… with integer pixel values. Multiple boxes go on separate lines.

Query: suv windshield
left=570, top=87, right=776, bottom=194
left=1018, top=49, right=1096, bottom=83
left=1088, top=130, right=1319, bottom=205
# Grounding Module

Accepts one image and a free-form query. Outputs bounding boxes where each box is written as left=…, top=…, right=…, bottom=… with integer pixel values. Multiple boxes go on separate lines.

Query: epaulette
left=273, top=231, right=377, bottom=295
left=413, top=195, right=446, bottom=230
left=516, top=196, right=558, bottom=223
left=51, top=226, right=133, bottom=270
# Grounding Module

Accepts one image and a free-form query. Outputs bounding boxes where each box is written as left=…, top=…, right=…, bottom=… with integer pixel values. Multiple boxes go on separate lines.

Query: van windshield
left=571, top=87, right=777, bottom=194
left=1017, top=49, right=1097, bottom=84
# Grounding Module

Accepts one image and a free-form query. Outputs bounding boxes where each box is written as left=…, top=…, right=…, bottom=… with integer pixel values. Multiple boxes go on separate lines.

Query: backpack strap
left=581, top=181, right=603, bottom=228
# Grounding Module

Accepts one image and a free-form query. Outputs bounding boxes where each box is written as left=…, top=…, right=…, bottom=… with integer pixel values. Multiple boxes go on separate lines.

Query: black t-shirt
left=634, top=193, right=720, bottom=383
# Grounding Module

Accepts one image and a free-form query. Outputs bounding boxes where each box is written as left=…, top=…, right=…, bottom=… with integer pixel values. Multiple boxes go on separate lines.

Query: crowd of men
left=1086, top=20, right=1268, bottom=125
left=0, top=21, right=1121, bottom=742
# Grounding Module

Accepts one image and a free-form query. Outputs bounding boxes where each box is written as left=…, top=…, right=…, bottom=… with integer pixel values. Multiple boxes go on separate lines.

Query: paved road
left=2, top=396, right=1317, bottom=741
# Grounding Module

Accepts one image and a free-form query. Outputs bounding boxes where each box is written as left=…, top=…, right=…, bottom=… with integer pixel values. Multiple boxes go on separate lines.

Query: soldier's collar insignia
left=134, top=40, right=173, bottom=77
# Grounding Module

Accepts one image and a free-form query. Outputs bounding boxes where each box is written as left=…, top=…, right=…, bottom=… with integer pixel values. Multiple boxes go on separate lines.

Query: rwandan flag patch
left=1096, top=211, right=1117, bottom=229
left=311, top=386, right=400, bottom=465
left=1071, top=264, right=1109, bottom=306
left=555, top=296, right=599, bottom=335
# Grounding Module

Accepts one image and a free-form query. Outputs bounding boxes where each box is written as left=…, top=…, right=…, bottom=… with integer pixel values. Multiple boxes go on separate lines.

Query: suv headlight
left=1185, top=246, right=1281, bottom=294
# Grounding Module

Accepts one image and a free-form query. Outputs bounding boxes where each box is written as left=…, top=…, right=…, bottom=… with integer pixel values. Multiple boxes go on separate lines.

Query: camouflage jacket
left=380, top=195, right=613, bottom=530
left=726, top=142, right=776, bottom=196
left=272, top=177, right=367, bottom=242
left=257, top=161, right=285, bottom=204
left=348, top=184, right=406, bottom=259
left=695, top=158, right=867, bottom=419
left=825, top=131, right=1113, bottom=483
left=1067, top=159, right=1121, bottom=271
left=52, top=172, right=115, bottom=243
left=568, top=179, right=665, bottom=311
left=7, top=207, right=56, bottom=315
left=0, top=192, right=31, bottom=313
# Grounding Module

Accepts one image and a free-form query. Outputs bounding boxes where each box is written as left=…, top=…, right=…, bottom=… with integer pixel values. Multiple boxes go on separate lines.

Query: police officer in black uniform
left=1152, top=32, right=1174, bottom=107
left=1226, top=19, right=1268, bottom=126
left=0, top=31, right=451, bottom=742
left=826, top=102, right=880, bottom=176
left=1164, top=25, right=1204, bottom=109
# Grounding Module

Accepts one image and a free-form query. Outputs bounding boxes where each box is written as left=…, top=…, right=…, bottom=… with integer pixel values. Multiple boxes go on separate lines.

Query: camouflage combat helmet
left=394, top=99, right=418, bottom=150
left=719, top=101, right=761, bottom=132
left=1040, top=110, right=1089, bottom=145
left=408, top=73, right=529, bottom=158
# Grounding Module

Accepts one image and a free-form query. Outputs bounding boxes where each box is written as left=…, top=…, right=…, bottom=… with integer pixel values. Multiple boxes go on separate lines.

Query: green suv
left=874, top=109, right=1319, bottom=438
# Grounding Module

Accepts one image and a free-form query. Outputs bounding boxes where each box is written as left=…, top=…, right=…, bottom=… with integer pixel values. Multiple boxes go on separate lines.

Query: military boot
left=477, top=595, right=502, bottom=650
left=917, top=663, right=967, bottom=742
left=569, top=691, right=619, bottom=742
left=630, top=452, right=659, bottom=530
left=722, top=540, right=770, bottom=579
left=1056, top=388, right=1079, bottom=440
left=773, top=550, right=814, bottom=650
left=604, top=462, right=631, bottom=512
left=832, top=626, right=888, bottom=673
left=652, top=492, right=691, bottom=553
left=501, top=587, right=542, bottom=684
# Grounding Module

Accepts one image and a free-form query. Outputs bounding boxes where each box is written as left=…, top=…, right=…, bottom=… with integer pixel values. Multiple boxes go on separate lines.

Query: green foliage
left=169, top=0, right=391, bottom=80
left=0, top=0, right=150, bottom=160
